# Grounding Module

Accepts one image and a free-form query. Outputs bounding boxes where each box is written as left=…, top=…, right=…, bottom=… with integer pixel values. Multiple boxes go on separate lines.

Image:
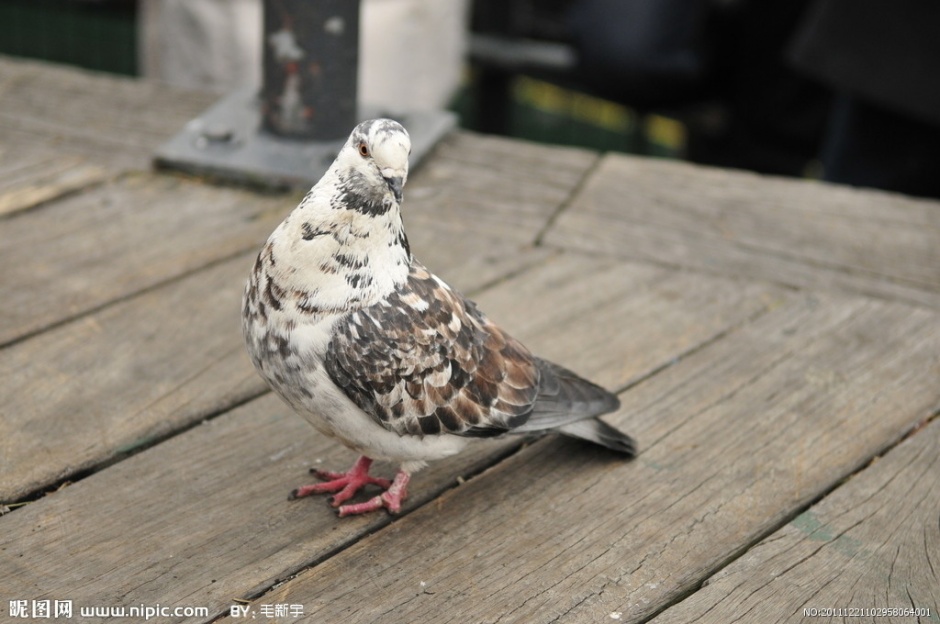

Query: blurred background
left=2, top=0, right=937, bottom=198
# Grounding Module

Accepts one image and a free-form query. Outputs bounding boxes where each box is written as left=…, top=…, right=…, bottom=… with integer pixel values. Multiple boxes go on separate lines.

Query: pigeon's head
left=337, top=119, right=411, bottom=205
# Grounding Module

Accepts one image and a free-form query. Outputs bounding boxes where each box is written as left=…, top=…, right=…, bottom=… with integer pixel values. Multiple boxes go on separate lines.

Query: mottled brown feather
left=325, top=262, right=539, bottom=438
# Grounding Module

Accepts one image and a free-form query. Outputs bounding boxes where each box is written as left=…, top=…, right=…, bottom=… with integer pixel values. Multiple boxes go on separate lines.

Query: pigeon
left=242, top=119, right=635, bottom=517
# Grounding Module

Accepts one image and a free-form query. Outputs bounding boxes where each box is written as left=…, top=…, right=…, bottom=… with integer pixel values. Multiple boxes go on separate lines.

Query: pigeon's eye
left=358, top=142, right=370, bottom=158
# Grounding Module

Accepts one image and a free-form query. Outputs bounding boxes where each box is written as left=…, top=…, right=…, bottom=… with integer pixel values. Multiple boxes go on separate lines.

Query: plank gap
left=636, top=403, right=940, bottom=624
left=2, top=386, right=271, bottom=512
left=207, top=440, right=532, bottom=624
left=0, top=253, right=546, bottom=509
left=707, top=231, right=940, bottom=293
left=544, top=239, right=940, bottom=316
left=534, top=152, right=604, bottom=246
left=612, top=289, right=781, bottom=400
left=0, top=244, right=259, bottom=352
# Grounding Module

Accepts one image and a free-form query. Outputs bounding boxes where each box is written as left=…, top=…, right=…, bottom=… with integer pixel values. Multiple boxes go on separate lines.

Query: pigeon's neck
left=263, top=186, right=412, bottom=315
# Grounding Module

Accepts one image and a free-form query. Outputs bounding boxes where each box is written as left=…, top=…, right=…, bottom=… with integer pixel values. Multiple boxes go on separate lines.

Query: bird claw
left=337, top=471, right=410, bottom=517
left=337, top=493, right=396, bottom=517
left=289, top=456, right=391, bottom=506
left=289, top=456, right=411, bottom=516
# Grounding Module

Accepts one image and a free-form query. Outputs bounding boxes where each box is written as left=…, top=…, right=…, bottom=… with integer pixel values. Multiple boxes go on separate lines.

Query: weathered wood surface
left=0, top=56, right=217, bottom=173
left=650, top=417, right=940, bottom=624
left=0, top=131, right=584, bottom=349
left=0, top=148, right=107, bottom=218
left=0, top=236, right=554, bottom=504
left=0, top=253, right=267, bottom=501
left=545, top=154, right=940, bottom=309
left=0, top=118, right=594, bottom=501
left=0, top=255, right=778, bottom=622
left=224, top=293, right=940, bottom=624
left=0, top=393, right=521, bottom=622
left=0, top=175, right=287, bottom=347
left=1, top=58, right=939, bottom=624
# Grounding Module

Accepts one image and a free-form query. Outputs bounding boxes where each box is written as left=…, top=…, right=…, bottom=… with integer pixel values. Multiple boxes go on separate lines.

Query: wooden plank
left=396, top=130, right=597, bottom=288
left=544, top=154, right=940, bottom=309
left=0, top=126, right=598, bottom=499
left=416, top=130, right=598, bottom=202
left=0, top=130, right=589, bottom=347
left=235, top=293, right=940, bottom=623
left=0, top=394, right=520, bottom=623
left=0, top=174, right=289, bottom=346
left=405, top=133, right=597, bottom=249
left=0, top=56, right=217, bottom=172
left=0, top=254, right=267, bottom=502
left=649, top=417, right=940, bottom=624
left=0, top=147, right=108, bottom=218
left=0, top=236, right=552, bottom=504
left=0, top=255, right=781, bottom=621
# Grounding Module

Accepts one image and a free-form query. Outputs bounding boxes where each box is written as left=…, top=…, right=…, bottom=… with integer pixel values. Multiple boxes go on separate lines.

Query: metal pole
left=261, top=0, right=359, bottom=140
left=155, top=0, right=456, bottom=189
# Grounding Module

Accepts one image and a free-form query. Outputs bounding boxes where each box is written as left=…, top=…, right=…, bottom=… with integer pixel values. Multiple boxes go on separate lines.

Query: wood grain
left=0, top=253, right=267, bottom=502
left=0, top=56, right=217, bottom=172
left=0, top=255, right=780, bottom=621
left=0, top=392, right=520, bottom=623
left=405, top=137, right=594, bottom=250
left=0, top=148, right=108, bottom=218
left=544, top=154, right=940, bottom=309
left=235, top=293, right=940, bottom=624
left=0, top=239, right=553, bottom=504
left=398, top=130, right=596, bottom=288
left=649, top=417, right=940, bottom=624
left=6, top=57, right=939, bottom=624
left=0, top=128, right=599, bottom=499
left=0, top=174, right=289, bottom=346
left=0, top=131, right=591, bottom=347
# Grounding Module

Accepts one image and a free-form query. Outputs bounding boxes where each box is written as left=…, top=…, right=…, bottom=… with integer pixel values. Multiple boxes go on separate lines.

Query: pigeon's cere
left=243, top=119, right=635, bottom=517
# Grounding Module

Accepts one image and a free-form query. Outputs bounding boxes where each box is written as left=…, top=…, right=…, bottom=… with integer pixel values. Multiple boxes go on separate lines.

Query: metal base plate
left=154, top=87, right=457, bottom=190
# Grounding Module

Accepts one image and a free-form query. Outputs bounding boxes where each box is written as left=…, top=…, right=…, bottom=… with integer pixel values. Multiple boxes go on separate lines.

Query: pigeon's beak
left=385, top=175, right=404, bottom=203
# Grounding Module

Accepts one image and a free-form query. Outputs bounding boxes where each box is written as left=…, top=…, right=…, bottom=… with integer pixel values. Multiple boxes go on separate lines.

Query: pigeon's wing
left=325, top=262, right=541, bottom=437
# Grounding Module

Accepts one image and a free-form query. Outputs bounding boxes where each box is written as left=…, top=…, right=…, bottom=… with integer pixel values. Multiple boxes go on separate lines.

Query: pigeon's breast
left=291, top=367, right=471, bottom=465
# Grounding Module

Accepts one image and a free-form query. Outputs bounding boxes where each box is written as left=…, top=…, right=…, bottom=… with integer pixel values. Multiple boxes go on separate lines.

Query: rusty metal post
left=155, top=0, right=456, bottom=189
left=261, top=0, right=358, bottom=140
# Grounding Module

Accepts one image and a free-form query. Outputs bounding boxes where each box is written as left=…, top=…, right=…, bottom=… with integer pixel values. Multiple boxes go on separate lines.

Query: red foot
left=337, top=470, right=410, bottom=517
left=289, top=456, right=392, bottom=507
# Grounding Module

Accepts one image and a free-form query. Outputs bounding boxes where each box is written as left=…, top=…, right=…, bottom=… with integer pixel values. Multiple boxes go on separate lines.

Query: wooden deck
left=1, top=56, right=938, bottom=623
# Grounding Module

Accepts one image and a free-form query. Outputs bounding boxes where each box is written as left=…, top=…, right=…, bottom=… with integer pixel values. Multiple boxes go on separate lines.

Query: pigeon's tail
left=517, top=358, right=636, bottom=456
left=558, top=418, right=637, bottom=456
